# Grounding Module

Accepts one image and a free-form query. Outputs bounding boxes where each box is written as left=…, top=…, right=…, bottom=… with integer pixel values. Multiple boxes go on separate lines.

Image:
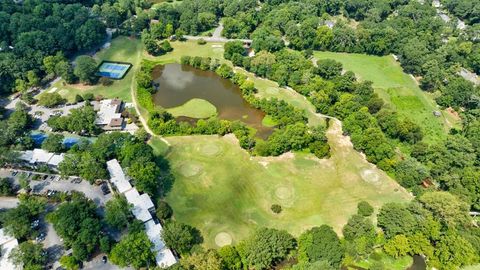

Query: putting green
left=178, top=162, right=203, bottom=177
left=162, top=121, right=411, bottom=248
left=262, top=115, right=278, bottom=127
left=166, top=98, right=217, bottom=119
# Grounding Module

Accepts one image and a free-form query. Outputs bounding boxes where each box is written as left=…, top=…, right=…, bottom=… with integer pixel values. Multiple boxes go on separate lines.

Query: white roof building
left=145, top=220, right=177, bottom=267
left=0, top=229, right=20, bottom=270
left=106, top=159, right=132, bottom=193
left=19, top=149, right=64, bottom=167
left=106, top=160, right=178, bottom=267
left=95, top=99, right=123, bottom=126
left=124, top=188, right=154, bottom=222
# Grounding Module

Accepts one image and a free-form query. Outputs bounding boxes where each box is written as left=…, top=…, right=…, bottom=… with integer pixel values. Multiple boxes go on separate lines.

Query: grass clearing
left=166, top=98, right=217, bottom=118
left=314, top=51, right=458, bottom=143
left=157, top=120, right=411, bottom=248
left=40, top=37, right=142, bottom=103
left=261, top=115, right=278, bottom=127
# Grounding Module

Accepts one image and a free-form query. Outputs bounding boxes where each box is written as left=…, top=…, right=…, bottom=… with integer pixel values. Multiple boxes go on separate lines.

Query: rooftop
left=20, top=149, right=64, bottom=166
left=106, top=159, right=132, bottom=194
left=124, top=188, right=154, bottom=222
left=96, top=99, right=123, bottom=126
left=145, top=220, right=177, bottom=267
left=0, top=229, right=20, bottom=270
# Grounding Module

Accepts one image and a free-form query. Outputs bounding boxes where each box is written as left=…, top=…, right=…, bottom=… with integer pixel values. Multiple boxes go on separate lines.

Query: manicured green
left=261, top=115, right=277, bottom=127
left=166, top=98, right=217, bottom=118
left=40, top=37, right=142, bottom=103
left=314, top=51, right=459, bottom=143
left=155, top=120, right=411, bottom=248
left=353, top=251, right=413, bottom=270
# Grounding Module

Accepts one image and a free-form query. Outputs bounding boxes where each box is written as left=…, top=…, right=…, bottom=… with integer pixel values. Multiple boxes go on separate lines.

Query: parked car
left=102, top=256, right=107, bottom=264
left=31, top=219, right=40, bottom=229
left=100, top=183, right=110, bottom=195
left=36, top=232, right=46, bottom=243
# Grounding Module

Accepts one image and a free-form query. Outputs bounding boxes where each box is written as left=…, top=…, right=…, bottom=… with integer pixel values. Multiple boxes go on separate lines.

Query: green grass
left=166, top=98, right=217, bottom=118
left=353, top=251, right=413, bottom=270
left=313, top=51, right=459, bottom=143
left=156, top=120, right=411, bottom=248
left=39, top=37, right=142, bottom=103
left=261, top=115, right=278, bottom=127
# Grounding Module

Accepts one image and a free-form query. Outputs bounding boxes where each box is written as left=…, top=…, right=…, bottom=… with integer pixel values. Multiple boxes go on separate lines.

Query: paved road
left=184, top=35, right=252, bottom=43
left=212, top=23, right=224, bottom=39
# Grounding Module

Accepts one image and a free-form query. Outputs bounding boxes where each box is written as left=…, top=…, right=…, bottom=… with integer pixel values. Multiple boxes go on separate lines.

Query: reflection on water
left=407, top=255, right=427, bottom=270
left=152, top=64, right=273, bottom=138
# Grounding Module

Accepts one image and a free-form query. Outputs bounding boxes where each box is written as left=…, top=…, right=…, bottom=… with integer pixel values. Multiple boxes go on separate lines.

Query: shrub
left=271, top=204, right=282, bottom=214
left=99, top=77, right=113, bottom=86
left=156, top=201, right=173, bottom=220
left=197, top=38, right=207, bottom=45
left=357, top=201, right=374, bottom=216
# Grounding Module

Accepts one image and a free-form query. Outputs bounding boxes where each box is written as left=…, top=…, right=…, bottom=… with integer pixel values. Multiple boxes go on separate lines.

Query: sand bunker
left=215, top=232, right=232, bottom=247
left=179, top=163, right=203, bottom=177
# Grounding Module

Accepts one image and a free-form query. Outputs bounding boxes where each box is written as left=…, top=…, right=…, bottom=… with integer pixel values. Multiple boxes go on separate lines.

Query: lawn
left=39, top=36, right=142, bottom=103
left=166, top=98, right=217, bottom=118
left=156, top=119, right=411, bottom=248
left=314, top=51, right=459, bottom=143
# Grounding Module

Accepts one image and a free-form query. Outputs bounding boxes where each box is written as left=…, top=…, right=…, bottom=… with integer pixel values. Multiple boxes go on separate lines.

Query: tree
left=2, top=196, right=46, bottom=239
left=162, top=221, right=202, bottom=255
left=180, top=249, right=224, bottom=270
left=9, top=242, right=46, bottom=269
left=383, top=234, right=411, bottom=258
left=237, top=228, right=296, bottom=270
left=48, top=194, right=101, bottom=261
left=377, top=202, right=416, bottom=239
left=0, top=178, right=14, bottom=195
left=75, top=19, right=106, bottom=51
left=418, top=191, right=471, bottom=228
left=110, top=231, right=155, bottom=269
left=432, top=232, right=478, bottom=270
left=156, top=200, right=173, bottom=221
left=315, top=59, right=343, bottom=79
left=41, top=134, right=65, bottom=153
left=105, top=195, right=132, bottom=230
left=59, top=255, right=80, bottom=270
left=37, top=92, right=65, bottom=108
left=357, top=201, right=374, bottom=216
left=218, top=245, right=242, bottom=270
left=74, top=56, right=98, bottom=85
left=224, top=41, right=246, bottom=60
left=297, top=225, right=344, bottom=268
left=127, top=161, right=160, bottom=196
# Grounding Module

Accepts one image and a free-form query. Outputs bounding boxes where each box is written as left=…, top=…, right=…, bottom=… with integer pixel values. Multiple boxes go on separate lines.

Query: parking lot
left=0, top=169, right=113, bottom=206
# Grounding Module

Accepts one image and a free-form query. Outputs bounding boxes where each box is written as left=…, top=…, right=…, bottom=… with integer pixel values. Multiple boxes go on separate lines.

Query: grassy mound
left=167, top=98, right=217, bottom=119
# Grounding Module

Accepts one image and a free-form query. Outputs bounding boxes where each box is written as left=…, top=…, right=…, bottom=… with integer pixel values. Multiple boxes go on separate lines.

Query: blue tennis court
left=96, top=61, right=132, bottom=79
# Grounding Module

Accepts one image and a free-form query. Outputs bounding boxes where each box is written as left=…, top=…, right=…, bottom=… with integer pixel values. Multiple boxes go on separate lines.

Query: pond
left=151, top=64, right=273, bottom=138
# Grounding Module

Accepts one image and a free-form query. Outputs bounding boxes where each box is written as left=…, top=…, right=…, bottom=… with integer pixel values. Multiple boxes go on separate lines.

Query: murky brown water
left=152, top=64, right=273, bottom=138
